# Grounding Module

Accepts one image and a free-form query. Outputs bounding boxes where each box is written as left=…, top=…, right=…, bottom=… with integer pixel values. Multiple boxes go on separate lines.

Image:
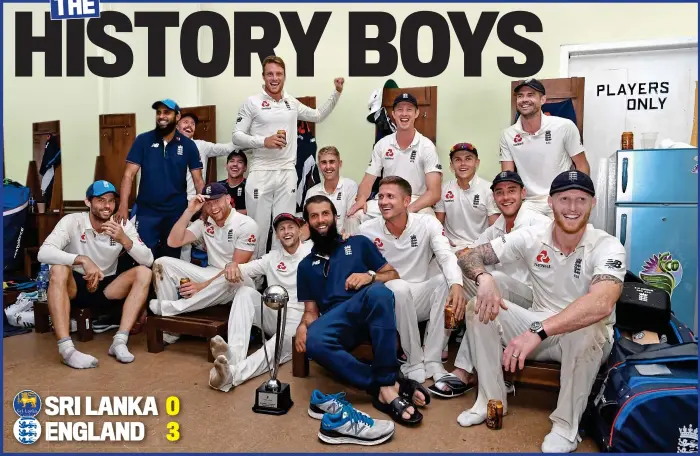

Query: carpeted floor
left=4, top=330, right=598, bottom=452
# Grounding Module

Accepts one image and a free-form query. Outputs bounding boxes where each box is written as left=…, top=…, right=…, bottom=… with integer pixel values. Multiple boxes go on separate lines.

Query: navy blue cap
left=202, top=182, right=228, bottom=200
left=550, top=170, right=595, bottom=197
left=514, top=78, right=546, bottom=95
left=86, top=180, right=119, bottom=199
left=393, top=92, right=418, bottom=109
left=491, top=171, right=524, bottom=190
left=152, top=99, right=181, bottom=112
left=180, top=112, right=199, bottom=124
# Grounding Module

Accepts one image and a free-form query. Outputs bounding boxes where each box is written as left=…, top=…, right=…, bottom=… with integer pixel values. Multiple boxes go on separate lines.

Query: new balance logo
left=605, top=259, right=622, bottom=270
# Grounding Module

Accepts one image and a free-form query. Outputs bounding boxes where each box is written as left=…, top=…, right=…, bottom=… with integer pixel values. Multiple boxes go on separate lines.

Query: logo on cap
left=568, top=171, right=578, bottom=181
left=402, top=93, right=408, bottom=99
left=500, top=172, right=507, bottom=178
left=206, top=186, right=211, bottom=195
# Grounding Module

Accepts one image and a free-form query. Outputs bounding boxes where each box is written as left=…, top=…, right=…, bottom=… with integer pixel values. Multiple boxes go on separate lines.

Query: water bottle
left=36, top=264, right=49, bottom=303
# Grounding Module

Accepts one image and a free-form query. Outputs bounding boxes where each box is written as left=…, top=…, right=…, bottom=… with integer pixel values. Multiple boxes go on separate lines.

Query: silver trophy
left=252, top=285, right=294, bottom=415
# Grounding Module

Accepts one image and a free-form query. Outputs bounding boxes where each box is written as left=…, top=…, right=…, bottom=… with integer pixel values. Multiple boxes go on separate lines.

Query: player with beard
left=115, top=99, right=204, bottom=260
left=454, top=171, right=626, bottom=453
left=38, top=181, right=154, bottom=369
left=208, top=213, right=311, bottom=391
left=296, top=195, right=430, bottom=426
left=500, top=79, right=590, bottom=218
left=233, top=56, right=344, bottom=260
left=430, top=171, right=550, bottom=398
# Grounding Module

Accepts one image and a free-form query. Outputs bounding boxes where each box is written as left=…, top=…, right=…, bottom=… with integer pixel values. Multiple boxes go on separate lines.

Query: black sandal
left=372, top=395, right=423, bottom=425
left=427, top=373, right=475, bottom=398
left=398, top=377, right=431, bottom=407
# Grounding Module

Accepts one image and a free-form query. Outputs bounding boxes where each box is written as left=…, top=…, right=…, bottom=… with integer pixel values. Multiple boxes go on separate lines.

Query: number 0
left=166, top=396, right=180, bottom=416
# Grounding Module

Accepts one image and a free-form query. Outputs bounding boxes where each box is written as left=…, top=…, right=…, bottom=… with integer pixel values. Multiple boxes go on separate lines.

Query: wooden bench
left=146, top=305, right=230, bottom=362
left=33, top=300, right=95, bottom=342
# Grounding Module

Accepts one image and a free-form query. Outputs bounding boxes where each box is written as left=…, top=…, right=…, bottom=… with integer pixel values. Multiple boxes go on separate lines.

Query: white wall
left=3, top=2, right=698, bottom=199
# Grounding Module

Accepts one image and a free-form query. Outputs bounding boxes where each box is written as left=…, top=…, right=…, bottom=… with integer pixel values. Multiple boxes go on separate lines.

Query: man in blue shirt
left=115, top=99, right=204, bottom=259
left=295, top=195, right=428, bottom=426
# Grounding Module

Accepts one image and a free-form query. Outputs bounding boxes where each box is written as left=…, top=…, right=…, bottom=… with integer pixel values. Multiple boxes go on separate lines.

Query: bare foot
left=379, top=383, right=415, bottom=420
left=209, top=335, right=230, bottom=362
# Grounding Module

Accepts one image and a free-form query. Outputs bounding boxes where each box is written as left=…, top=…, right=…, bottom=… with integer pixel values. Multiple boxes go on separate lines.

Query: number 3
left=166, top=422, right=180, bottom=442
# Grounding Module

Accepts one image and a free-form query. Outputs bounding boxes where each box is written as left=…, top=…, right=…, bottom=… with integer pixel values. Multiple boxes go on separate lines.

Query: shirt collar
left=381, top=213, right=414, bottom=237
left=514, top=111, right=549, bottom=135
left=82, top=212, right=94, bottom=231
left=541, top=221, right=596, bottom=253
left=207, top=207, right=236, bottom=227
left=261, top=91, right=291, bottom=102
left=390, top=130, right=422, bottom=149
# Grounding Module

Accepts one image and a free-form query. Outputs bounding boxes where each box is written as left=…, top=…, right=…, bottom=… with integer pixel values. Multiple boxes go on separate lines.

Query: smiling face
left=177, top=116, right=196, bottom=139
left=204, top=196, right=232, bottom=223
left=492, top=182, right=526, bottom=218
left=227, top=155, right=246, bottom=180
left=516, top=87, right=546, bottom=118
left=450, top=150, right=479, bottom=181
left=318, top=152, right=341, bottom=182
left=377, top=183, right=411, bottom=222
left=275, top=220, right=301, bottom=249
left=549, top=189, right=595, bottom=234
left=306, top=201, right=337, bottom=236
left=391, top=102, right=419, bottom=131
left=155, top=106, right=179, bottom=133
left=86, top=193, right=117, bottom=222
left=263, top=62, right=285, bottom=97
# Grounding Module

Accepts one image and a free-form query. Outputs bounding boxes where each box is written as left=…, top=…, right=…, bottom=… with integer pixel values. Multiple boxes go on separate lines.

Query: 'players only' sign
left=50, top=0, right=100, bottom=20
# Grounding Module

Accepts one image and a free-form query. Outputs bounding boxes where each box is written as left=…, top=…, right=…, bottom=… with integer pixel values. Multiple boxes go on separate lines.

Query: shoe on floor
left=318, top=404, right=394, bottom=446
left=541, top=430, right=580, bottom=453
left=505, top=380, right=515, bottom=395
left=163, top=332, right=180, bottom=344
left=308, top=390, right=352, bottom=420
left=9, top=310, right=35, bottom=328
left=4, top=295, right=35, bottom=317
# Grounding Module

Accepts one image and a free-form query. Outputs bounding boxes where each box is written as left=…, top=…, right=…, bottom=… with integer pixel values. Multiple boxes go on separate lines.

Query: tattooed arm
left=457, top=243, right=507, bottom=323
left=542, top=274, right=624, bottom=337
left=456, top=243, right=501, bottom=281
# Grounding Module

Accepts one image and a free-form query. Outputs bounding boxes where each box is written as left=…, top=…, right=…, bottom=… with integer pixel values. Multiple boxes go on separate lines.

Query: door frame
left=559, top=37, right=698, bottom=77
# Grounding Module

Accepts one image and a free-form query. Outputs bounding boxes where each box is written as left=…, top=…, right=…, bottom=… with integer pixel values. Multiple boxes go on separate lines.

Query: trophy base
left=252, top=382, right=294, bottom=415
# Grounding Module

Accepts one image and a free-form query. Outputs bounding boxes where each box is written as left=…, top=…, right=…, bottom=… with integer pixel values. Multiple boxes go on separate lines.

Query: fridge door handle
left=619, top=213, right=627, bottom=246
left=621, top=157, right=629, bottom=193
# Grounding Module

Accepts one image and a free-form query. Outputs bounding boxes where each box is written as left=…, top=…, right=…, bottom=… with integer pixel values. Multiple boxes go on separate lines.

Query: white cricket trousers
left=212, top=286, right=303, bottom=391
left=464, top=298, right=611, bottom=442
left=455, top=270, right=533, bottom=372
left=387, top=274, right=451, bottom=383
left=245, top=169, right=298, bottom=259
left=522, top=197, right=554, bottom=219
left=151, top=257, right=243, bottom=317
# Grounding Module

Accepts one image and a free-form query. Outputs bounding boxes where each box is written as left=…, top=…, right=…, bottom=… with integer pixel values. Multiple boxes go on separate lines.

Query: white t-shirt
left=239, top=241, right=313, bottom=312
left=499, top=113, right=585, bottom=199
left=187, top=209, right=259, bottom=269
left=434, top=176, right=500, bottom=248
left=304, top=177, right=358, bottom=233
left=37, top=212, right=153, bottom=276
left=365, top=130, right=442, bottom=197
left=232, top=90, right=340, bottom=172
left=490, top=222, right=626, bottom=328
left=473, top=207, right=551, bottom=284
left=186, top=140, right=236, bottom=197
left=359, top=213, right=461, bottom=287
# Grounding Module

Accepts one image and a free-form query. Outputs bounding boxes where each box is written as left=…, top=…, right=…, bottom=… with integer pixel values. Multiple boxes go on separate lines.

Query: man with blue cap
left=114, top=99, right=204, bottom=260
left=38, top=180, right=154, bottom=369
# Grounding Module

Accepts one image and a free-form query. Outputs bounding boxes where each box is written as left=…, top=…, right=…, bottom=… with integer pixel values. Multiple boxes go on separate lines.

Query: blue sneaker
left=308, top=390, right=352, bottom=420
left=318, top=404, right=395, bottom=446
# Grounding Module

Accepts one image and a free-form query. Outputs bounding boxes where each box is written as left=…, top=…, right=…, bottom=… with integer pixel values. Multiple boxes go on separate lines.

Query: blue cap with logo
left=393, top=92, right=418, bottom=109
left=491, top=170, right=524, bottom=190
left=550, top=170, right=595, bottom=197
left=151, top=98, right=181, bottom=112
left=202, top=182, right=228, bottom=200
left=86, top=180, right=119, bottom=199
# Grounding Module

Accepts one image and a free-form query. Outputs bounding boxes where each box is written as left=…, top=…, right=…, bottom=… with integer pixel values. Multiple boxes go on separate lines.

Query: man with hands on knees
left=455, top=170, right=626, bottom=453
left=37, top=181, right=154, bottom=369
left=149, top=183, right=258, bottom=329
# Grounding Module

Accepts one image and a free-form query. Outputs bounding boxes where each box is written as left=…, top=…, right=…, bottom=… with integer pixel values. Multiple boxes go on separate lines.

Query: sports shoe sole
left=317, top=429, right=394, bottom=446
left=308, top=408, right=325, bottom=420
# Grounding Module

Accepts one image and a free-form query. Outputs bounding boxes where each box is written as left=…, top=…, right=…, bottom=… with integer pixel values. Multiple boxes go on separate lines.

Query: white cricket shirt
left=187, top=209, right=259, bottom=269
left=232, top=90, right=340, bottom=172
left=499, top=113, right=585, bottom=199
left=490, top=222, right=626, bottom=327
left=186, top=140, right=236, bottom=197
left=304, top=177, right=358, bottom=233
left=365, top=130, right=442, bottom=197
left=239, top=241, right=313, bottom=311
left=359, top=213, right=461, bottom=287
left=37, top=212, right=153, bottom=276
left=434, top=176, right=500, bottom=248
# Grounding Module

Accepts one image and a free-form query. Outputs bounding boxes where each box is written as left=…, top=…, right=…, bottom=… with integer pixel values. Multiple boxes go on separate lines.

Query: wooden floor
left=3, top=330, right=599, bottom=452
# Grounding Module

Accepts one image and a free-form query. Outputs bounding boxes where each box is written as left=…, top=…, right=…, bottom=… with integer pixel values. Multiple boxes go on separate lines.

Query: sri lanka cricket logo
left=640, top=252, right=683, bottom=297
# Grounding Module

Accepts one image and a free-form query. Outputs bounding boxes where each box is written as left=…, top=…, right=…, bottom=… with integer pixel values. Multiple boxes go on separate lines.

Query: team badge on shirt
left=472, top=195, right=480, bottom=208
left=410, top=235, right=418, bottom=248
left=336, top=192, right=342, bottom=201
left=573, top=258, right=582, bottom=278
left=545, top=130, right=552, bottom=144
left=344, top=245, right=353, bottom=256
left=409, top=151, right=417, bottom=162
left=177, top=145, right=183, bottom=156
left=227, top=229, right=233, bottom=242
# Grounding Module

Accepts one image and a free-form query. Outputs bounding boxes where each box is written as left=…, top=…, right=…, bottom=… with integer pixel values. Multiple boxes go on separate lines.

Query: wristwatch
left=367, top=270, right=377, bottom=283
left=529, top=321, right=548, bottom=341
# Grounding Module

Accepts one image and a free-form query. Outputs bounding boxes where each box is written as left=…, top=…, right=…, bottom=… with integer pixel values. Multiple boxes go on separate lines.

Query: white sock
left=209, top=335, right=230, bottom=363
left=109, top=331, right=134, bottom=363
left=58, top=337, right=98, bottom=369
left=457, top=408, right=486, bottom=427
left=208, top=355, right=233, bottom=392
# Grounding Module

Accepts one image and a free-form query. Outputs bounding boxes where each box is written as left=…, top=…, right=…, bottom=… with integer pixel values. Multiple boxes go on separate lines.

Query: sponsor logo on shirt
left=472, top=195, right=480, bottom=208
left=344, top=245, right=353, bottom=256
left=206, top=225, right=215, bottom=236
left=247, top=234, right=257, bottom=245
left=445, top=191, right=454, bottom=202
left=374, top=238, right=384, bottom=249
left=151, top=143, right=159, bottom=148
left=80, top=232, right=87, bottom=243
left=442, top=229, right=446, bottom=237
left=236, top=116, right=242, bottom=123
left=312, top=260, right=320, bottom=266
left=435, top=164, right=442, bottom=170
left=513, top=134, right=523, bottom=146
left=605, top=259, right=623, bottom=270
left=410, top=235, right=418, bottom=248
left=261, top=100, right=270, bottom=110
left=545, top=130, right=552, bottom=144
left=535, top=249, right=551, bottom=268
left=277, top=261, right=286, bottom=271
left=573, top=258, right=582, bottom=278
left=384, top=149, right=394, bottom=160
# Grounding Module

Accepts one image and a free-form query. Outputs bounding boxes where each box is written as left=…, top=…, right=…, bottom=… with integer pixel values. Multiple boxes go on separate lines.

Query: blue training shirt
left=297, top=235, right=388, bottom=314
left=126, top=129, right=202, bottom=214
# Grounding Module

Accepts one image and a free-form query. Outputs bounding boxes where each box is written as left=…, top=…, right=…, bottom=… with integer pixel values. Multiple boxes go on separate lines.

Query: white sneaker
left=541, top=431, right=580, bottom=453
left=318, top=404, right=394, bottom=446
left=5, top=296, right=35, bottom=318
left=10, top=310, right=35, bottom=328
left=505, top=380, right=516, bottom=395
left=163, top=332, right=180, bottom=344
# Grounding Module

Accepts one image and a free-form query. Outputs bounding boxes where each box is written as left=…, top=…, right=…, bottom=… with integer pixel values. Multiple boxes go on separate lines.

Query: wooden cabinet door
left=181, top=105, right=217, bottom=183
left=99, top=114, right=137, bottom=207
left=382, top=86, right=438, bottom=144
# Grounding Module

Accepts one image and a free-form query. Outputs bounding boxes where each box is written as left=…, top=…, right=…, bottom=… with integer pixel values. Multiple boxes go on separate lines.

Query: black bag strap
left=624, top=342, right=698, bottom=363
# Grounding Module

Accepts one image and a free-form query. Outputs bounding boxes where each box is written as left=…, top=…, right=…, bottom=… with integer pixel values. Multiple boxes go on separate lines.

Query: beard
left=90, top=205, right=112, bottom=222
left=155, top=120, right=177, bottom=136
left=553, top=208, right=591, bottom=234
left=309, top=220, right=340, bottom=256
